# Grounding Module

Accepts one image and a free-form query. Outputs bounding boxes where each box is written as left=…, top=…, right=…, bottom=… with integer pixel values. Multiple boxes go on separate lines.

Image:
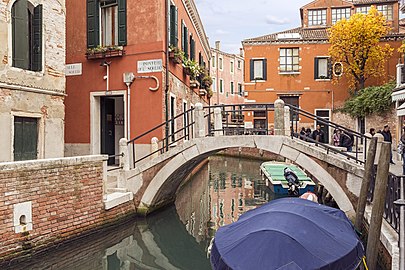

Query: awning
left=392, top=88, right=405, bottom=102
left=397, top=102, right=405, bottom=116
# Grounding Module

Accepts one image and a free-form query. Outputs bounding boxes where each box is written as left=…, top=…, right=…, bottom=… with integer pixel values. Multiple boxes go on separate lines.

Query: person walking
left=333, top=129, right=341, bottom=146
left=381, top=125, right=394, bottom=164
left=401, top=127, right=405, bottom=175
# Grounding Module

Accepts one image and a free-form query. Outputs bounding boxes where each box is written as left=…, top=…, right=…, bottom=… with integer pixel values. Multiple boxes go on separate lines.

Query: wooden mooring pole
left=355, top=137, right=378, bottom=232
left=366, top=142, right=391, bottom=270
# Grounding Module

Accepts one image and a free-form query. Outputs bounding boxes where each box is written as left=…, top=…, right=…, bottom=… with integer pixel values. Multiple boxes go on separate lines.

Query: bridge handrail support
left=213, top=108, right=223, bottom=137
left=284, top=106, right=291, bottom=137
left=374, top=133, right=385, bottom=165
left=274, top=99, right=285, bottom=136
left=194, top=103, right=205, bottom=138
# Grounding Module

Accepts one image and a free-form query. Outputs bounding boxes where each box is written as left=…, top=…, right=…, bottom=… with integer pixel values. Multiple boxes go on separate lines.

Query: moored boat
left=260, top=161, right=315, bottom=195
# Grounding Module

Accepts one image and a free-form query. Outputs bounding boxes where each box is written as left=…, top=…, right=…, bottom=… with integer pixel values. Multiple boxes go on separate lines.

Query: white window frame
left=279, top=48, right=300, bottom=74
left=251, top=58, right=265, bottom=81
left=308, top=9, right=327, bottom=26
left=212, top=77, right=217, bottom=92
left=315, top=56, right=331, bottom=80
left=100, top=0, right=119, bottom=47
left=212, top=55, right=216, bottom=68
left=219, top=57, right=223, bottom=71
left=331, top=7, right=351, bottom=24
left=230, top=60, right=234, bottom=73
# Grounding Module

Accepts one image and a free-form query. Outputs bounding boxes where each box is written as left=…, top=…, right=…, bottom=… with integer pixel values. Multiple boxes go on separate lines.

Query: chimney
left=239, top=48, right=244, bottom=57
left=215, top=41, right=220, bottom=50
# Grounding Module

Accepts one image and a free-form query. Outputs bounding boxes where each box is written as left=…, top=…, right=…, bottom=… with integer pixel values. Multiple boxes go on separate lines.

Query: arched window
left=11, top=0, right=42, bottom=71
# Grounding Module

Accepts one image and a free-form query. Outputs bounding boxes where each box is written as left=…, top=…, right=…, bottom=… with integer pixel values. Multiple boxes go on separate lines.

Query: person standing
left=299, top=127, right=306, bottom=140
left=401, top=127, right=405, bottom=175
left=312, top=125, right=325, bottom=143
left=333, top=129, right=341, bottom=146
left=369, top=128, right=376, bottom=136
left=340, top=131, right=353, bottom=152
left=381, top=125, right=394, bottom=164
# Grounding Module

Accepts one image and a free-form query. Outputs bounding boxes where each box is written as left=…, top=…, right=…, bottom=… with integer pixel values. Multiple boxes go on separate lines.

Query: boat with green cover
left=260, top=162, right=316, bottom=195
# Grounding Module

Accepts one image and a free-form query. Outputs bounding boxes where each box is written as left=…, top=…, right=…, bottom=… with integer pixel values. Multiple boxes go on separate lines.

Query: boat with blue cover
left=260, top=162, right=316, bottom=195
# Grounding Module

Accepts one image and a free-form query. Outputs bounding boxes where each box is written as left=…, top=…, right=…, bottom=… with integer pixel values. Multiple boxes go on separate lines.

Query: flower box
left=169, top=51, right=182, bottom=64
left=190, top=80, right=200, bottom=89
left=86, top=47, right=125, bottom=60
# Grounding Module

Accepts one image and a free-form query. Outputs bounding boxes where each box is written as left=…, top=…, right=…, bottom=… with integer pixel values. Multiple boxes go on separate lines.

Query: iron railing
left=127, top=107, right=196, bottom=168
left=288, top=104, right=371, bottom=164
left=367, top=169, right=401, bottom=233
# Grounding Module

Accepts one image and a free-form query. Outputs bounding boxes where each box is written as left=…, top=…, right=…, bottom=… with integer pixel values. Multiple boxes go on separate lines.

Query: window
left=238, top=83, right=243, bottom=96
left=219, top=57, right=223, bottom=70
left=181, top=21, right=189, bottom=58
left=356, top=5, right=392, bottom=20
left=219, top=79, right=224, bottom=94
left=237, top=60, right=242, bottom=69
left=356, top=6, right=370, bottom=14
left=14, top=117, right=38, bottom=161
left=332, top=8, right=351, bottom=24
left=212, top=77, right=217, bottom=92
left=230, top=61, right=234, bottom=73
left=212, top=55, right=216, bottom=68
left=169, top=4, right=178, bottom=46
left=308, top=9, right=326, bottom=26
left=279, top=95, right=299, bottom=120
left=87, top=0, right=126, bottom=48
left=249, top=59, right=267, bottom=80
left=377, top=5, right=393, bottom=20
left=279, top=48, right=299, bottom=73
left=230, top=82, right=234, bottom=95
left=314, top=57, right=331, bottom=79
left=12, top=0, right=42, bottom=71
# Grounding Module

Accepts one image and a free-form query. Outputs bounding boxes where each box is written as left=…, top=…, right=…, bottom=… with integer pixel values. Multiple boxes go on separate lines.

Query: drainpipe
left=165, top=0, right=170, bottom=151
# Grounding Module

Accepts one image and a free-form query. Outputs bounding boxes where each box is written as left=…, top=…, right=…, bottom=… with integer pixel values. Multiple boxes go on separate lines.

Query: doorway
left=100, top=96, right=125, bottom=165
left=315, top=109, right=330, bottom=143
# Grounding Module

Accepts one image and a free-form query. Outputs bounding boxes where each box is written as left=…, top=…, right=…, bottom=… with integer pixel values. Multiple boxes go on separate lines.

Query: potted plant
left=86, top=45, right=124, bottom=59
left=183, top=58, right=203, bottom=80
left=169, top=45, right=184, bottom=64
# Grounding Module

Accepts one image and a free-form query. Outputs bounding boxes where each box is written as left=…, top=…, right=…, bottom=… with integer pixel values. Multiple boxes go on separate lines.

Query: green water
left=5, top=156, right=281, bottom=270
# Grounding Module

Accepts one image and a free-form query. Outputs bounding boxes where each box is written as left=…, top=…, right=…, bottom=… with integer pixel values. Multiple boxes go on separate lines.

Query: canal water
left=6, top=156, right=283, bottom=270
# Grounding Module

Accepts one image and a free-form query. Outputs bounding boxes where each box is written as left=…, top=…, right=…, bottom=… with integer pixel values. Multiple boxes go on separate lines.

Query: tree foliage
left=328, top=6, right=393, bottom=90
left=339, top=81, right=395, bottom=118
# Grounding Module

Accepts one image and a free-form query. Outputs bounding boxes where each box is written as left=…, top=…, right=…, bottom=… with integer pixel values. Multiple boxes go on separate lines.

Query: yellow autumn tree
left=328, top=6, right=393, bottom=91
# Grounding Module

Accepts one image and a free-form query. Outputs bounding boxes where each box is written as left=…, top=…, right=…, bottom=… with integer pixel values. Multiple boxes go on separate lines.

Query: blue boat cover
left=210, top=198, right=364, bottom=270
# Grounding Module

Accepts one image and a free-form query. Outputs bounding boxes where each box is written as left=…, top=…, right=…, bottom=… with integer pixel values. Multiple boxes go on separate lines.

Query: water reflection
left=4, top=156, right=280, bottom=270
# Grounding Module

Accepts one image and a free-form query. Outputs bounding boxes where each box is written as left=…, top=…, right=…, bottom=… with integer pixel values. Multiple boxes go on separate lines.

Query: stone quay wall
left=0, top=155, right=136, bottom=261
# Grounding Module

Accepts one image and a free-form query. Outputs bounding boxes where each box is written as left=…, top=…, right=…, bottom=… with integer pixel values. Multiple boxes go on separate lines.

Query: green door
left=14, top=117, right=38, bottom=161
left=101, top=97, right=115, bottom=165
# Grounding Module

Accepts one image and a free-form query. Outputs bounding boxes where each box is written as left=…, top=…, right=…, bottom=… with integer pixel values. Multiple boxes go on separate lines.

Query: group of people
left=299, top=125, right=354, bottom=151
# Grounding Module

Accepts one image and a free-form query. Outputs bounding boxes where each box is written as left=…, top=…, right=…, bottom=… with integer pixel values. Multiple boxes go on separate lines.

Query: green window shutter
left=184, top=27, right=189, bottom=58
left=250, top=59, right=254, bottom=81
left=12, top=0, right=29, bottom=70
left=14, top=117, right=38, bottom=161
left=87, top=0, right=99, bottom=48
left=314, top=57, right=319, bottom=79
left=174, top=7, right=178, bottom=46
left=32, top=4, right=42, bottom=72
left=263, top=59, right=267, bottom=81
left=181, top=20, right=185, bottom=51
left=118, top=0, right=127, bottom=46
left=170, top=5, right=177, bottom=47
left=190, top=37, right=195, bottom=61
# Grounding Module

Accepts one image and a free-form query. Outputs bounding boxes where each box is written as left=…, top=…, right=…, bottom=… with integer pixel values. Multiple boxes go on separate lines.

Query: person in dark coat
left=381, top=125, right=394, bottom=164
left=299, top=127, right=306, bottom=140
left=340, top=131, right=353, bottom=152
left=312, top=125, right=325, bottom=143
left=305, top=128, right=312, bottom=142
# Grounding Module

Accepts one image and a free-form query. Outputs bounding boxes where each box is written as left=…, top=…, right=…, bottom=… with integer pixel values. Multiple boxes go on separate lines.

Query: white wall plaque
left=65, top=63, right=82, bottom=76
left=137, top=59, right=163, bottom=74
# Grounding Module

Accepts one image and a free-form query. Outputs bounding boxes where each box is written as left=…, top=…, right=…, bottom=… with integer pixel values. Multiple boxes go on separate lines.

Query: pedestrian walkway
left=390, top=153, right=403, bottom=176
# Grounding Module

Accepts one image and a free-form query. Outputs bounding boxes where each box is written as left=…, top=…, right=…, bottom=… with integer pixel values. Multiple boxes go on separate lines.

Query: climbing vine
left=338, top=81, right=395, bottom=118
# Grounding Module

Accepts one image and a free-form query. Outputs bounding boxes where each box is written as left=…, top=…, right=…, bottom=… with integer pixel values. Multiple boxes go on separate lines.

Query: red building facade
left=65, top=0, right=210, bottom=161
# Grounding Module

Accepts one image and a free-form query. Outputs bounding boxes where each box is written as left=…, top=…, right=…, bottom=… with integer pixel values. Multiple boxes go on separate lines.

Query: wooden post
left=366, top=142, right=391, bottom=270
left=355, top=137, right=378, bottom=231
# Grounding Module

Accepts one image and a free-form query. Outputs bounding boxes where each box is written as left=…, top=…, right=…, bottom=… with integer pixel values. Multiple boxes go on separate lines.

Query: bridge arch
left=139, top=135, right=359, bottom=218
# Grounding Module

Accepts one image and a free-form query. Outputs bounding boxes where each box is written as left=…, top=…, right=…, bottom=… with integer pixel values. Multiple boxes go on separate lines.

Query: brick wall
left=0, top=155, right=136, bottom=261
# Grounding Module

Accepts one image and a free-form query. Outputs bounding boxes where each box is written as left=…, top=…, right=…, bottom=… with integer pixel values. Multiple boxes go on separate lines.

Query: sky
left=194, top=0, right=312, bottom=54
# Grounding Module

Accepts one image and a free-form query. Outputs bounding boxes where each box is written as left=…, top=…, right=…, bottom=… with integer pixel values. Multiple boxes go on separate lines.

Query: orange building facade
left=242, top=0, right=404, bottom=141
left=64, top=0, right=210, bottom=162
